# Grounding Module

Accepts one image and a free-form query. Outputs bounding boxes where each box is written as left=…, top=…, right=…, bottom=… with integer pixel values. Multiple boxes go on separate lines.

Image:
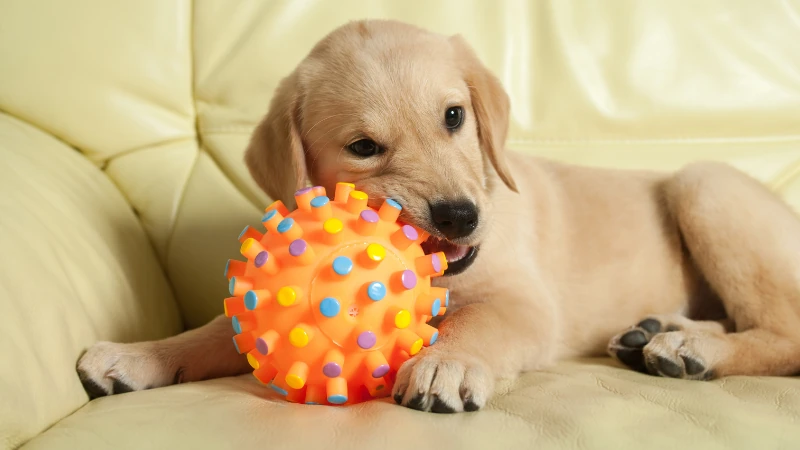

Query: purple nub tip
left=323, top=362, right=341, bottom=378
left=372, top=364, right=390, bottom=378
left=402, top=225, right=418, bottom=241
left=357, top=331, right=377, bottom=349
left=295, top=187, right=313, bottom=196
left=256, top=338, right=269, bottom=355
left=254, top=251, right=269, bottom=268
left=401, top=270, right=417, bottom=290
left=289, top=239, right=308, bottom=256
left=431, top=254, right=442, bottom=273
left=360, top=209, right=379, bottom=223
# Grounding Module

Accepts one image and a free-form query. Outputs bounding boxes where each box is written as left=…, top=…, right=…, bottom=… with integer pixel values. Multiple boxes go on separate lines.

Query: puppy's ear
left=245, top=73, right=308, bottom=206
left=450, top=35, right=518, bottom=192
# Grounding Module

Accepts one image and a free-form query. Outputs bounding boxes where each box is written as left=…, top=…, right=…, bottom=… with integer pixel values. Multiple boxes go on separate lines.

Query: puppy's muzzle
left=429, top=200, right=479, bottom=240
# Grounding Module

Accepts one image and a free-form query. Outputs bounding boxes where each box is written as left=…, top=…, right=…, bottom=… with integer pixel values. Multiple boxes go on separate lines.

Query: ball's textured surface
left=224, top=182, right=448, bottom=405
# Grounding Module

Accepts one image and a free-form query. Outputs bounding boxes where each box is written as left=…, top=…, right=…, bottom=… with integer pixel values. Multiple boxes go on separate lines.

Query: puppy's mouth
left=420, top=237, right=479, bottom=276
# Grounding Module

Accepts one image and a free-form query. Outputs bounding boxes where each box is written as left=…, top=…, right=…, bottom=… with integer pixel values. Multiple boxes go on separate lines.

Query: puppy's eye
left=347, top=139, right=382, bottom=157
left=444, top=106, right=464, bottom=130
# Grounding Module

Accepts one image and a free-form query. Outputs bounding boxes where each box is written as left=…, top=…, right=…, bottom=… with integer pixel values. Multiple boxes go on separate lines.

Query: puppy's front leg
left=77, top=315, right=251, bottom=398
left=393, top=297, right=555, bottom=413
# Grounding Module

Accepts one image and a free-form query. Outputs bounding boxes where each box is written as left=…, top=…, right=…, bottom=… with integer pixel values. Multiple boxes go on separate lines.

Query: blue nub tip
left=386, top=198, right=402, bottom=211
left=244, top=291, right=258, bottom=310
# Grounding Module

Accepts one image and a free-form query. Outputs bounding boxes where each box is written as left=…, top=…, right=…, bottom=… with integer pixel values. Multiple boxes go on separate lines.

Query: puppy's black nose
left=430, top=200, right=479, bottom=240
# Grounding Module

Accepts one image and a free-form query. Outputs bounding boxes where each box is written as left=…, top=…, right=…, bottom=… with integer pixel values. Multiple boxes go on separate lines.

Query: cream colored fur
left=77, top=20, right=800, bottom=413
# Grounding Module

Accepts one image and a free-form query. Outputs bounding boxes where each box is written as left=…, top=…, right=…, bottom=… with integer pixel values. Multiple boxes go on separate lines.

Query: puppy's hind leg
left=650, top=162, right=800, bottom=379
left=77, top=315, right=250, bottom=398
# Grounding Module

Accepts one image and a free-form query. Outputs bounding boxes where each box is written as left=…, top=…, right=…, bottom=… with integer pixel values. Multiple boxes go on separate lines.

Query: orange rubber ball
left=223, top=182, right=449, bottom=405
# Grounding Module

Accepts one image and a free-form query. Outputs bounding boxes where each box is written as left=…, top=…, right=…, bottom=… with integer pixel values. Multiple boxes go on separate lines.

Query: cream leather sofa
left=2, top=1, right=799, bottom=449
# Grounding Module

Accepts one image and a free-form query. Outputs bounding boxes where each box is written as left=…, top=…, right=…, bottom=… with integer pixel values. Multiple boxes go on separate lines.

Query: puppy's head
left=245, top=20, right=516, bottom=275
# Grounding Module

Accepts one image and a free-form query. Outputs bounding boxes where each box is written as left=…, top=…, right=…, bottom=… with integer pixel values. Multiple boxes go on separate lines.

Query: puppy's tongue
left=421, top=237, right=471, bottom=263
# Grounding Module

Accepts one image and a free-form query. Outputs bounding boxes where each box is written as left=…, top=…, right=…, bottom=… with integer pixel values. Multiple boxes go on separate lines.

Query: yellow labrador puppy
left=77, top=20, right=800, bottom=413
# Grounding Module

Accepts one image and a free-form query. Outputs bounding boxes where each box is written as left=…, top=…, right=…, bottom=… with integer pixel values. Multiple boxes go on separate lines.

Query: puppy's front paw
left=392, top=348, right=493, bottom=413
left=76, top=341, right=177, bottom=399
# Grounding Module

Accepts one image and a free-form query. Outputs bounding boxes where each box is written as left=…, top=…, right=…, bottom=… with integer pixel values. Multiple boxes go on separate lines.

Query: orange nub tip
left=237, top=225, right=263, bottom=244
left=305, top=384, right=326, bottom=405
left=233, top=331, right=255, bottom=354
left=294, top=187, right=315, bottom=210
left=378, top=199, right=402, bottom=222
left=312, top=185, right=327, bottom=197
left=262, top=208, right=285, bottom=233
left=286, top=386, right=307, bottom=403
left=286, top=361, right=310, bottom=389
left=415, top=253, right=445, bottom=277
left=415, top=228, right=431, bottom=244
left=225, top=259, right=246, bottom=280
left=364, top=375, right=389, bottom=398
left=397, top=329, right=424, bottom=356
left=253, top=364, right=278, bottom=385
left=247, top=349, right=269, bottom=370
left=334, top=182, right=355, bottom=203
left=224, top=297, right=246, bottom=318
left=326, top=377, right=348, bottom=404
left=416, top=322, right=439, bottom=346
left=266, top=199, right=290, bottom=217
left=346, top=190, right=368, bottom=214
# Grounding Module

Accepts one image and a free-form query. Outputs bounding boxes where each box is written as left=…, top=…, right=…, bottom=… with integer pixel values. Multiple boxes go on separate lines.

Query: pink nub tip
left=401, top=225, right=418, bottom=241
left=431, top=254, right=442, bottom=273
left=360, top=209, right=379, bottom=223
left=400, top=270, right=417, bottom=289
left=289, top=239, right=308, bottom=256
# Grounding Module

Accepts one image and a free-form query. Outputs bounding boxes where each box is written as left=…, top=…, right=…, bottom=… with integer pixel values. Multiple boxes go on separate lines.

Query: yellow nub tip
left=394, top=309, right=411, bottom=329
left=286, top=374, right=305, bottom=389
left=277, top=287, right=297, bottom=306
left=240, top=238, right=256, bottom=253
left=323, top=218, right=344, bottom=234
left=247, top=353, right=260, bottom=369
left=338, top=182, right=355, bottom=188
left=409, top=338, right=424, bottom=355
left=350, top=190, right=368, bottom=201
left=366, top=243, right=386, bottom=262
left=289, top=327, right=310, bottom=347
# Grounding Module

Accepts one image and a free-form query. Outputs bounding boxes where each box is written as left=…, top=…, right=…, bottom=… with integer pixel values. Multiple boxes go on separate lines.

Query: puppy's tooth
left=415, top=323, right=439, bottom=346
left=396, top=329, right=424, bottom=356
left=265, top=199, right=290, bottom=217
left=333, top=182, right=355, bottom=203
left=253, top=364, right=278, bottom=385
left=326, top=376, right=349, bottom=404
left=294, top=186, right=315, bottom=211
left=346, top=190, right=369, bottom=214
left=378, top=198, right=402, bottom=222
left=391, top=224, right=419, bottom=250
